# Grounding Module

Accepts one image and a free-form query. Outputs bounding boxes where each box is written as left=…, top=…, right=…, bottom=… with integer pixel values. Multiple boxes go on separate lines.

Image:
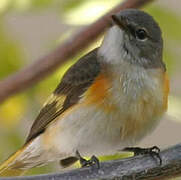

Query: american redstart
left=0, top=9, right=169, bottom=176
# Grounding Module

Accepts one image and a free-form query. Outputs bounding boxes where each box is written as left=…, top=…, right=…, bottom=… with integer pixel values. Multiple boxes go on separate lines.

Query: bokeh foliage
left=0, top=0, right=181, bottom=176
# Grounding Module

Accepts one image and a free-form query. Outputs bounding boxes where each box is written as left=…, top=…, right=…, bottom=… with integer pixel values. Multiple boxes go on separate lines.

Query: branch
left=2, top=143, right=181, bottom=180
left=0, top=0, right=154, bottom=103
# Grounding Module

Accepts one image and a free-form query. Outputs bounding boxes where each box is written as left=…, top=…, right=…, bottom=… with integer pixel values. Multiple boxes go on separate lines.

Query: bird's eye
left=135, top=28, right=147, bottom=41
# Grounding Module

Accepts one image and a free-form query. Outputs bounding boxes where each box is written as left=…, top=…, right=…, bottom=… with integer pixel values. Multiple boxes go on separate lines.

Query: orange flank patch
left=85, top=73, right=109, bottom=103
left=163, top=72, right=170, bottom=110
left=84, top=73, right=117, bottom=113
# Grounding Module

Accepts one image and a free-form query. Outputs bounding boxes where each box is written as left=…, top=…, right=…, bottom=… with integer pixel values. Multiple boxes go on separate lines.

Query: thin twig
left=2, top=143, right=181, bottom=180
left=0, top=0, right=154, bottom=103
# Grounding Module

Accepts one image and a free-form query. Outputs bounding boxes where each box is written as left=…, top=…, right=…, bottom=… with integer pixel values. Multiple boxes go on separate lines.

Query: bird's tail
left=0, top=137, right=44, bottom=177
left=0, top=147, right=26, bottom=177
left=0, top=135, right=63, bottom=177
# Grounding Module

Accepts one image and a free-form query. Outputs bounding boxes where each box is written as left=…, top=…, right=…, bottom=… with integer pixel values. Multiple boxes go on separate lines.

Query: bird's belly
left=43, top=104, right=123, bottom=157
left=42, top=95, right=164, bottom=158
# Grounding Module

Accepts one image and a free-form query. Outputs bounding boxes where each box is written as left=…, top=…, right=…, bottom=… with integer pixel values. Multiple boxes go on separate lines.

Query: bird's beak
left=111, top=14, right=128, bottom=31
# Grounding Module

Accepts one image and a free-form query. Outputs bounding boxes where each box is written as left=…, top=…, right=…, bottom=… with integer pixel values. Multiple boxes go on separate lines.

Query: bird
left=0, top=9, right=169, bottom=177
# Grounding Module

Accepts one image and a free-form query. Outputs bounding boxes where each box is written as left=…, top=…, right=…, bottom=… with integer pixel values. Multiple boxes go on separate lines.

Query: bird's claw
left=76, top=150, right=100, bottom=169
left=123, top=146, right=162, bottom=165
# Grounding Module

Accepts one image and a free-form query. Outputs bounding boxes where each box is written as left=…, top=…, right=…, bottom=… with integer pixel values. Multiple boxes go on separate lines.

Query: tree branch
left=0, top=0, right=154, bottom=103
left=2, top=143, right=181, bottom=180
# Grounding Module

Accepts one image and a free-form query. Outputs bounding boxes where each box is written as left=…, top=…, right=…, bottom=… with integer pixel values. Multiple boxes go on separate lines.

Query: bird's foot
left=123, top=146, right=162, bottom=165
left=76, top=150, right=100, bottom=168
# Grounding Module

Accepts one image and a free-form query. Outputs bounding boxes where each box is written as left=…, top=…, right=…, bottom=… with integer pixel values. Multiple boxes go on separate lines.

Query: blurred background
left=0, top=0, right=180, bottom=176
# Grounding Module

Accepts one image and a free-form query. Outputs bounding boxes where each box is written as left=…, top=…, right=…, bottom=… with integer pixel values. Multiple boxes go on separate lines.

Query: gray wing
left=25, top=48, right=100, bottom=143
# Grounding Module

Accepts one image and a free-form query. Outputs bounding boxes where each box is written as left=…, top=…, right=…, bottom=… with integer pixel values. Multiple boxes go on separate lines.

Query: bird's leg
left=75, top=150, right=100, bottom=168
left=123, top=146, right=162, bottom=165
